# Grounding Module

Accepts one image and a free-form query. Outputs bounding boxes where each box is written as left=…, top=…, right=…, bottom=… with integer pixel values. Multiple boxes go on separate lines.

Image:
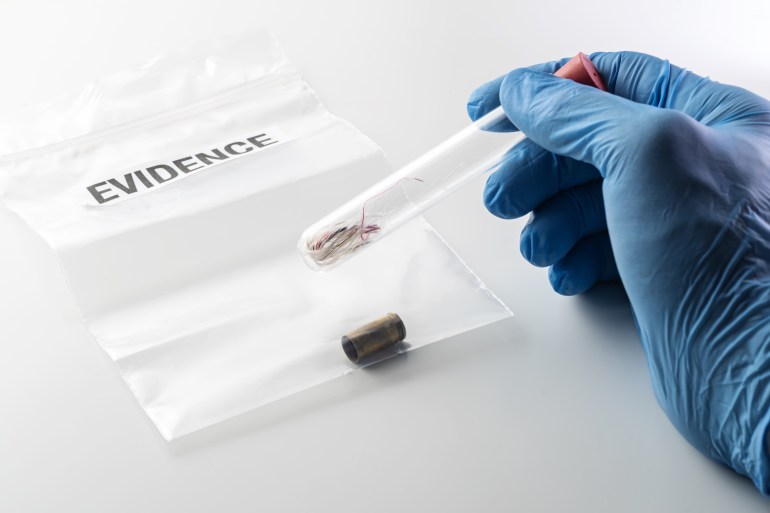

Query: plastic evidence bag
left=0, top=30, right=512, bottom=440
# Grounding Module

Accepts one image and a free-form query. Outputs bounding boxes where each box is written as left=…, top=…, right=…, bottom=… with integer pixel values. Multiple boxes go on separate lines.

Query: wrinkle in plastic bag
left=0, top=30, right=512, bottom=440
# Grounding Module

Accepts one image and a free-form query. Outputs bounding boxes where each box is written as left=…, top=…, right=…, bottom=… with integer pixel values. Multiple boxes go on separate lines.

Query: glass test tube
left=298, top=52, right=606, bottom=270
left=298, top=105, right=523, bottom=270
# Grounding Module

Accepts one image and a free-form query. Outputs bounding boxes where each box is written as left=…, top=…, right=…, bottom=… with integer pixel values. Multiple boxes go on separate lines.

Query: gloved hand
left=467, top=52, right=770, bottom=494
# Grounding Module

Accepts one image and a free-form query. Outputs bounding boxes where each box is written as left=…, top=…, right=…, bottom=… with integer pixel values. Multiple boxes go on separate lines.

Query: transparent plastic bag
left=0, top=30, right=512, bottom=440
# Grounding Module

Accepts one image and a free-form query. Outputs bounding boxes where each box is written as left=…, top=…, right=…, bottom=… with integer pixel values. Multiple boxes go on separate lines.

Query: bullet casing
left=341, top=313, right=406, bottom=363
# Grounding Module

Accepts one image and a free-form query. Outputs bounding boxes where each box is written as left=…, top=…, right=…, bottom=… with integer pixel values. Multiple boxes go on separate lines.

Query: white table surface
left=1, top=0, right=769, bottom=511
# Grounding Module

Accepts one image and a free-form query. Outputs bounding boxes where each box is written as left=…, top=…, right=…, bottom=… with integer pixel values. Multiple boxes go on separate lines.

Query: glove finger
left=471, top=51, right=758, bottom=138
left=520, top=181, right=606, bottom=267
left=548, top=232, right=619, bottom=296
left=484, top=138, right=601, bottom=219
left=587, top=51, right=769, bottom=127
left=469, top=51, right=674, bottom=121
left=467, top=60, right=572, bottom=131
left=588, top=51, right=690, bottom=105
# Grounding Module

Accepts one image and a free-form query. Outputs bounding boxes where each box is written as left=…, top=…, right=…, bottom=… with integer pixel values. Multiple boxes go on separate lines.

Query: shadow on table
left=576, top=281, right=636, bottom=339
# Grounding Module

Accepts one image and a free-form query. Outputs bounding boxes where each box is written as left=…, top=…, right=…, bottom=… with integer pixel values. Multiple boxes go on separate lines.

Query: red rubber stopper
left=554, top=52, right=607, bottom=91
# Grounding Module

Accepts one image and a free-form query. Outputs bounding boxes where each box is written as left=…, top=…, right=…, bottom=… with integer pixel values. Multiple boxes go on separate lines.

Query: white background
left=1, top=0, right=769, bottom=511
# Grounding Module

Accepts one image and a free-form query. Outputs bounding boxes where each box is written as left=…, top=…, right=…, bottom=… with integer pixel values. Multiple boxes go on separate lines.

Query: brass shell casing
left=341, top=313, right=406, bottom=363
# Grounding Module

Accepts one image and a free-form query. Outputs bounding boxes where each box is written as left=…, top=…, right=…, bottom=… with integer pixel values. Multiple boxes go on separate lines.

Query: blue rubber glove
left=468, top=52, right=770, bottom=494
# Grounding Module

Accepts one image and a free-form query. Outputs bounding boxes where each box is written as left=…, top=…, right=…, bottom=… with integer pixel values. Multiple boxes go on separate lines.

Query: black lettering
left=195, top=149, right=229, bottom=166
left=87, top=133, right=287, bottom=206
left=134, top=170, right=154, bottom=188
left=224, top=142, right=253, bottom=156
left=108, top=174, right=138, bottom=194
left=247, top=134, right=278, bottom=148
left=147, top=164, right=179, bottom=184
left=87, top=182, right=118, bottom=204
left=173, top=156, right=205, bottom=174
